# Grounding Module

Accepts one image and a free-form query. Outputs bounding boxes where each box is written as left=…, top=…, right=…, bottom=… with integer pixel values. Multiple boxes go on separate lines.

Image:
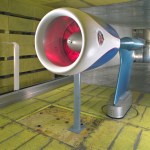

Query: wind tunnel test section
left=35, top=8, right=144, bottom=133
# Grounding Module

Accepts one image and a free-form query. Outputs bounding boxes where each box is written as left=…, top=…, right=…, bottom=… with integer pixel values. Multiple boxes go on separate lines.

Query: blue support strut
left=114, top=48, right=133, bottom=105
left=114, top=37, right=144, bottom=105
left=107, top=37, right=144, bottom=118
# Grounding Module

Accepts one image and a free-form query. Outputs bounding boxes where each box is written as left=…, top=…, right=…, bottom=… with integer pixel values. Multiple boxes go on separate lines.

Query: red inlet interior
left=44, top=16, right=81, bottom=67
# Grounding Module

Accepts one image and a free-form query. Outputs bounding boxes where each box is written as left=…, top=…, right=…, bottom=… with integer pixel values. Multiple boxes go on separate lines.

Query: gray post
left=13, top=42, right=20, bottom=91
left=1, top=42, right=20, bottom=91
left=69, top=73, right=84, bottom=133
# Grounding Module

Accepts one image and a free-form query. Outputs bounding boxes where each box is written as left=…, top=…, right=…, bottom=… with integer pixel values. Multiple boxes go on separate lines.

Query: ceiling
left=27, top=0, right=133, bottom=8
left=27, top=0, right=150, bottom=28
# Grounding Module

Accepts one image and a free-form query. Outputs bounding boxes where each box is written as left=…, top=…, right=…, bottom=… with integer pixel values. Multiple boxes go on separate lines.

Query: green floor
left=0, top=83, right=150, bottom=150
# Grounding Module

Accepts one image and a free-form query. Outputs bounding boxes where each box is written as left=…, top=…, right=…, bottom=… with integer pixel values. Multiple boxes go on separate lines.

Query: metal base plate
left=69, top=124, right=85, bottom=134
left=107, top=91, right=132, bottom=118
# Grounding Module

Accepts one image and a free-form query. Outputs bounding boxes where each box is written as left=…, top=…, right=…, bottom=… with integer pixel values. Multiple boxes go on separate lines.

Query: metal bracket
left=69, top=73, right=84, bottom=134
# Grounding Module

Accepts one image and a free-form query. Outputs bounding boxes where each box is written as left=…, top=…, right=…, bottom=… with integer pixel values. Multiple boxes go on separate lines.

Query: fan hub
left=67, top=32, right=82, bottom=51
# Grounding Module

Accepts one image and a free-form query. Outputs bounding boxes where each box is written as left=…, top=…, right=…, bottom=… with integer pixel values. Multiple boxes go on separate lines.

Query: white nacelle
left=35, top=7, right=120, bottom=75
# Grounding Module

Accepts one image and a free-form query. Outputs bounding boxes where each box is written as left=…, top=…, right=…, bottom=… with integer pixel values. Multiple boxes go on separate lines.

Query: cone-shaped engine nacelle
left=35, top=8, right=120, bottom=75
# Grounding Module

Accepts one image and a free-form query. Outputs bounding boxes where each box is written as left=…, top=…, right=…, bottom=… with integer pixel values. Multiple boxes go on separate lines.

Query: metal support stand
left=69, top=73, right=84, bottom=134
left=107, top=48, right=133, bottom=118
left=107, top=37, right=144, bottom=118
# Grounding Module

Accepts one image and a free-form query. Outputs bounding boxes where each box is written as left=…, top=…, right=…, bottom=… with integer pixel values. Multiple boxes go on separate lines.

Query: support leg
left=69, top=73, right=84, bottom=133
left=107, top=37, right=144, bottom=118
left=107, top=48, right=133, bottom=118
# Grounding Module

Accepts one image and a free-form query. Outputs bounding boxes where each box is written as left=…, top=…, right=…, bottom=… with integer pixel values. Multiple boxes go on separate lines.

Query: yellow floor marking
left=132, top=91, right=141, bottom=103
left=17, top=134, right=50, bottom=150
left=137, top=130, right=150, bottom=150
left=0, top=115, right=11, bottom=127
left=86, top=86, right=107, bottom=96
left=87, top=99, right=108, bottom=118
left=97, top=87, right=115, bottom=98
left=0, top=98, right=38, bottom=114
left=55, top=94, right=92, bottom=108
left=112, top=125, right=140, bottom=150
left=43, top=91, right=72, bottom=103
left=35, top=89, right=62, bottom=99
left=82, top=84, right=100, bottom=94
left=81, top=83, right=90, bottom=88
left=17, top=103, right=52, bottom=121
left=0, top=123, right=24, bottom=142
left=120, top=105, right=146, bottom=126
left=55, top=94, right=74, bottom=106
left=53, top=104, right=103, bottom=119
left=119, top=105, right=150, bottom=129
left=57, top=83, right=74, bottom=91
left=57, top=83, right=88, bottom=92
left=138, top=93, right=150, bottom=106
left=19, top=106, right=102, bottom=148
left=1, top=84, right=150, bottom=149
left=0, top=129, right=37, bottom=150
left=139, top=107, right=150, bottom=129
left=43, top=139, right=72, bottom=150
left=81, top=96, right=108, bottom=114
left=52, top=104, right=74, bottom=112
left=5, top=101, right=48, bottom=120
left=84, top=120, right=124, bottom=149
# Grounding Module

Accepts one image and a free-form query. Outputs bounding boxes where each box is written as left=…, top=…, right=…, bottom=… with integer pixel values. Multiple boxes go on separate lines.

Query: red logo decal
left=98, top=31, right=104, bottom=45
